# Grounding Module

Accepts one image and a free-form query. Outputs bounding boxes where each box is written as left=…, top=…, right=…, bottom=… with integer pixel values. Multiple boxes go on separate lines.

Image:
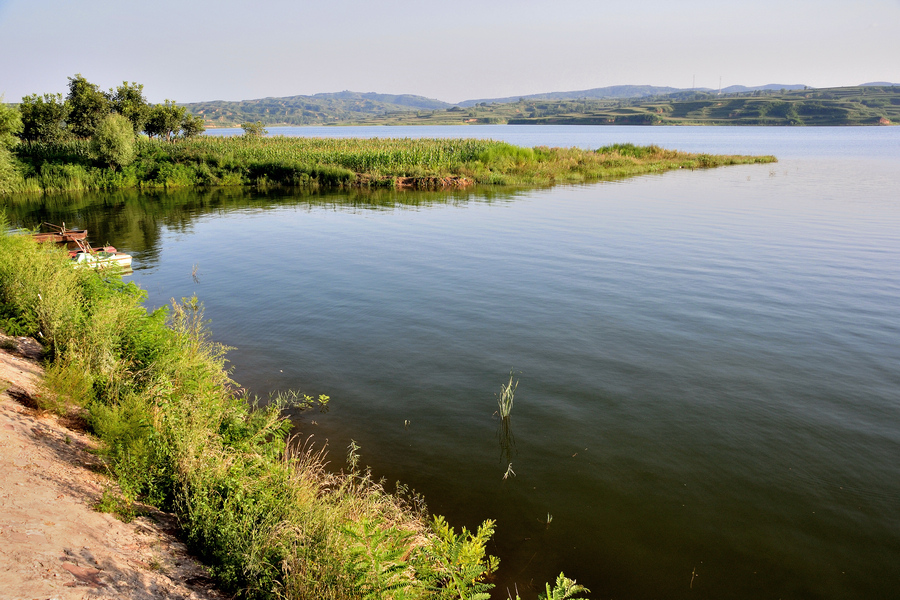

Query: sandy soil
left=0, top=334, right=229, bottom=600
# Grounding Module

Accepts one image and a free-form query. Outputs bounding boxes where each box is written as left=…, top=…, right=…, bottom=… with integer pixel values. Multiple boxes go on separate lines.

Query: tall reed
left=497, top=371, right=517, bottom=419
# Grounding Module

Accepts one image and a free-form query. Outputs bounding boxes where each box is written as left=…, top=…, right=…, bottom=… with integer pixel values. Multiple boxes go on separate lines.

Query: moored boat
left=69, top=237, right=133, bottom=270
left=32, top=229, right=88, bottom=245
left=30, top=223, right=89, bottom=248
left=71, top=249, right=133, bottom=269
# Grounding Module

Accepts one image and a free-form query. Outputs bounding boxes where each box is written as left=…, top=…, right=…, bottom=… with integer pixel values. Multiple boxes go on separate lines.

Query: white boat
left=71, top=249, right=133, bottom=269
left=69, top=237, right=133, bottom=270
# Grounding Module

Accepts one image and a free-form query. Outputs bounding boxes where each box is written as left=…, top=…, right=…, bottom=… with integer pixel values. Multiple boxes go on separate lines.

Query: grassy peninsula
left=2, top=136, right=775, bottom=195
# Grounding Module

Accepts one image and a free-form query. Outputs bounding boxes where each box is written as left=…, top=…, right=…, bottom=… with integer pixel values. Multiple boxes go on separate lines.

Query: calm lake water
left=5, top=126, right=900, bottom=599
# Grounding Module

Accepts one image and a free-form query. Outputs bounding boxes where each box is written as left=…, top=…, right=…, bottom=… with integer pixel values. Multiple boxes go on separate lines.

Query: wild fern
left=418, top=516, right=499, bottom=600
left=538, top=572, right=590, bottom=600
left=344, top=518, right=415, bottom=599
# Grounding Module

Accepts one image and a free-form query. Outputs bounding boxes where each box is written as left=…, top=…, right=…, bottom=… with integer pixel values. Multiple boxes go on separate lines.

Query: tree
left=0, top=95, right=22, bottom=148
left=144, top=100, right=185, bottom=141
left=0, top=96, right=22, bottom=192
left=66, top=74, right=111, bottom=138
left=90, top=113, right=136, bottom=169
left=180, top=113, right=206, bottom=139
left=19, top=93, right=70, bottom=143
left=0, top=144, right=19, bottom=193
left=108, top=81, right=149, bottom=135
left=241, top=120, right=267, bottom=138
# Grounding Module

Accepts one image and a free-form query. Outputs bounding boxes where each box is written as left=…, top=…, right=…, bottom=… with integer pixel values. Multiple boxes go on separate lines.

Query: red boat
left=31, top=223, right=88, bottom=248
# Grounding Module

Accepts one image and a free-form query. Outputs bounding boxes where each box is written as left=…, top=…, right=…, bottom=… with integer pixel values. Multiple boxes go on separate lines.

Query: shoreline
left=0, top=229, right=512, bottom=599
left=0, top=337, right=227, bottom=599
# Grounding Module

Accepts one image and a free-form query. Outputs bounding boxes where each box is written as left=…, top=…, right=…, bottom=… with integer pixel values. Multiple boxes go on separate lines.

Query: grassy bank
left=1, top=136, right=775, bottom=195
left=0, top=214, right=590, bottom=600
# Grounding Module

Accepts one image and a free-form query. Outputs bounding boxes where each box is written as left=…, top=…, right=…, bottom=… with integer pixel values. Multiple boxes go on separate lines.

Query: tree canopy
left=66, top=74, right=110, bottom=139
left=91, top=113, right=136, bottom=168
left=108, top=81, right=150, bottom=135
left=241, top=120, right=268, bottom=138
left=19, top=93, right=70, bottom=143
left=14, top=75, right=206, bottom=143
left=181, top=113, right=206, bottom=139
left=0, top=95, right=22, bottom=192
left=0, top=96, right=22, bottom=148
left=145, top=100, right=205, bottom=141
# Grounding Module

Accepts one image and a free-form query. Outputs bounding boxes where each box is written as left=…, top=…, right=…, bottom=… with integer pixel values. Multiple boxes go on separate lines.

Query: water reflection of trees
left=1, top=185, right=525, bottom=262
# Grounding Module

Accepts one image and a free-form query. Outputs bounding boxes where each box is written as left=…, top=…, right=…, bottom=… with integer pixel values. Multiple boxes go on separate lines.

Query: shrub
left=91, top=113, right=136, bottom=169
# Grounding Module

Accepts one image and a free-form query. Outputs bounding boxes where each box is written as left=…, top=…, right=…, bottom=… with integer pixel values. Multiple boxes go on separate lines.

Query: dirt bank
left=0, top=335, right=228, bottom=600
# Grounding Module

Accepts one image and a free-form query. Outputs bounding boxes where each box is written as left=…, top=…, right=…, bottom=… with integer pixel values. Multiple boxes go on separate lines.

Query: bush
left=91, top=113, right=136, bottom=169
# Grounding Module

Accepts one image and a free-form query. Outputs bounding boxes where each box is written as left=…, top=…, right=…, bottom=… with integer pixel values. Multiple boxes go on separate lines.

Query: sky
left=1, top=0, right=898, bottom=104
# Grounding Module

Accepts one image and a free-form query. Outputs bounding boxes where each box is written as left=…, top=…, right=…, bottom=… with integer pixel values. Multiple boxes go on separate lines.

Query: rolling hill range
left=187, top=91, right=451, bottom=127
left=185, top=84, right=899, bottom=128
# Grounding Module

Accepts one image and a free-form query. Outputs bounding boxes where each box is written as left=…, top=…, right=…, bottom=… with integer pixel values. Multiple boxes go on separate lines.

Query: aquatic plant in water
left=497, top=371, right=517, bottom=419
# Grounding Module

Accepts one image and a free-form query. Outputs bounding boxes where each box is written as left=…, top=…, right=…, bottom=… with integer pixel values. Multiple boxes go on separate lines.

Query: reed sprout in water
left=497, top=370, right=517, bottom=419
left=497, top=371, right=518, bottom=473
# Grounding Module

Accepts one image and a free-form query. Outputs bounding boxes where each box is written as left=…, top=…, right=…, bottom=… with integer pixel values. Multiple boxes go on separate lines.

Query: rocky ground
left=0, top=334, right=229, bottom=600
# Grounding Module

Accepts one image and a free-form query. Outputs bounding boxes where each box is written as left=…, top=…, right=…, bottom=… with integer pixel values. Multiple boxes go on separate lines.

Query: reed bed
left=4, top=136, right=776, bottom=195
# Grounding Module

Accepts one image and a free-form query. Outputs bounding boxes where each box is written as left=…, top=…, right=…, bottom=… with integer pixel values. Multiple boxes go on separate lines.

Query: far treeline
left=187, top=85, right=900, bottom=128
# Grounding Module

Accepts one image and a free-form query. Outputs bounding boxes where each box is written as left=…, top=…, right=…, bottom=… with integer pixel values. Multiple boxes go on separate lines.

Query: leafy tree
left=145, top=100, right=185, bottom=141
left=19, top=93, right=70, bottom=143
left=66, top=74, right=111, bottom=138
left=241, top=120, right=267, bottom=138
left=0, top=95, right=23, bottom=148
left=0, top=145, right=20, bottom=193
left=0, top=95, right=23, bottom=192
left=91, top=113, right=136, bottom=168
left=108, top=81, right=149, bottom=135
left=180, top=113, right=206, bottom=139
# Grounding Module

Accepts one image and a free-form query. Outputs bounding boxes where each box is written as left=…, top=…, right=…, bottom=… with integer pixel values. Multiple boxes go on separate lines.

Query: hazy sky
left=1, top=0, right=898, bottom=104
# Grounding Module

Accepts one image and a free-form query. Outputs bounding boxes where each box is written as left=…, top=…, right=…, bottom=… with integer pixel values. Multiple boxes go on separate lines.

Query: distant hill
left=860, top=82, right=899, bottom=86
left=341, top=85, right=900, bottom=127
left=456, top=85, right=681, bottom=107
left=184, top=83, right=900, bottom=128
left=186, top=91, right=451, bottom=127
left=719, top=84, right=806, bottom=93
left=457, top=84, right=812, bottom=106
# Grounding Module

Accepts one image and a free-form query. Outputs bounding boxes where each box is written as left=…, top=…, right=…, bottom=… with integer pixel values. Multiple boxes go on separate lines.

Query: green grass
left=1, top=211, right=601, bottom=600
left=1, top=136, right=776, bottom=196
